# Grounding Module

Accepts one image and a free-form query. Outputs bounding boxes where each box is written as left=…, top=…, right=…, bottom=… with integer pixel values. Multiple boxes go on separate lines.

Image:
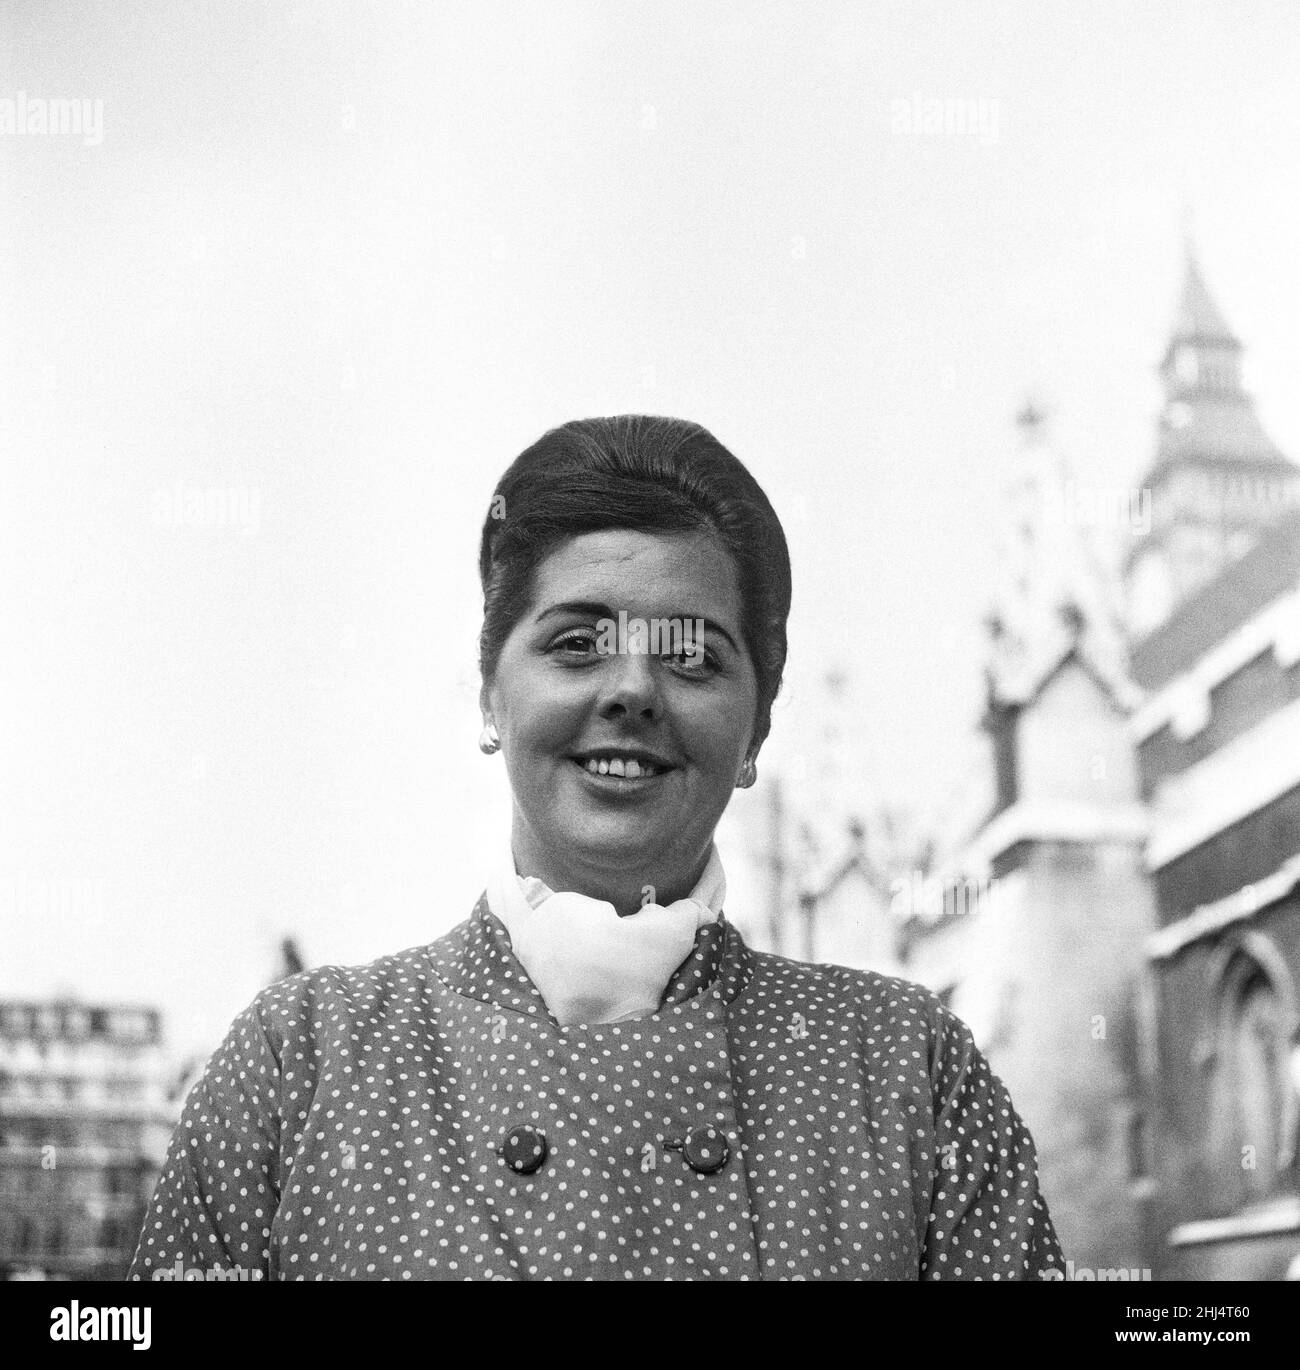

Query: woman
left=129, top=415, right=1064, bottom=1281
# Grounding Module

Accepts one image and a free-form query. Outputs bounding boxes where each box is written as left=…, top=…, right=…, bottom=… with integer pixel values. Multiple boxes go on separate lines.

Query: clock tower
left=1125, top=251, right=1299, bottom=638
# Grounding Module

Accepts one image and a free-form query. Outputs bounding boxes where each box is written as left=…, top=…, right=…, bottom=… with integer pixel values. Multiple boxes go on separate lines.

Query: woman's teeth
left=582, top=757, right=661, bottom=778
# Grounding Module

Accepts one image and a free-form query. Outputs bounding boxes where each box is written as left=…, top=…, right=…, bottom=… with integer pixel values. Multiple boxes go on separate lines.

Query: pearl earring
left=736, top=757, right=757, bottom=789
left=478, top=723, right=500, bottom=755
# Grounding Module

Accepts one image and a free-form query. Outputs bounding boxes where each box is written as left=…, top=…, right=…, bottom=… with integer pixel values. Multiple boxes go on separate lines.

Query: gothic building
left=929, top=391, right=1159, bottom=1275
left=1125, top=254, right=1298, bottom=637
left=772, top=247, right=1300, bottom=1280
left=935, top=249, right=1300, bottom=1279
left=1124, top=254, right=1300, bottom=1279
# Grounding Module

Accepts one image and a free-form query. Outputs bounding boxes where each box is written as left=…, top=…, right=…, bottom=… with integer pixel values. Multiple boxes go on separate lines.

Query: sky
left=3, top=0, right=1299, bottom=1062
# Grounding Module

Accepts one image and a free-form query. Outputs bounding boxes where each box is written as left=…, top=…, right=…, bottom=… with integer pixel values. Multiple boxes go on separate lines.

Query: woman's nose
left=596, top=652, right=662, bottom=720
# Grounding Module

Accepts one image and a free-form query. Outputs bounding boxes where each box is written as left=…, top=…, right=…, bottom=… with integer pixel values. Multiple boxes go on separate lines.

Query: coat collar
left=424, top=894, right=753, bottom=1026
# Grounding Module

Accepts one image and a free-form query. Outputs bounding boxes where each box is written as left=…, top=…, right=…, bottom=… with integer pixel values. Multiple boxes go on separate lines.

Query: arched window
left=1206, top=938, right=1299, bottom=1207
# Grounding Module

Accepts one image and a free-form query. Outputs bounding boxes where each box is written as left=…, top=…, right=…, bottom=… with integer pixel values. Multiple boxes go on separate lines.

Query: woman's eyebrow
left=674, top=614, right=740, bottom=655
left=535, top=601, right=740, bottom=654
left=535, top=600, right=613, bottom=624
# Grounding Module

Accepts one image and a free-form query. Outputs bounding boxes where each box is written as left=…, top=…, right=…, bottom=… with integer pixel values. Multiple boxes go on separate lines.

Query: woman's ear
left=746, top=726, right=765, bottom=765
left=477, top=682, right=502, bottom=756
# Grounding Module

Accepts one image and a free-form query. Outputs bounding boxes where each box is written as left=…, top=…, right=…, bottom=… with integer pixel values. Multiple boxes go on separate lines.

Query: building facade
left=776, top=249, right=1300, bottom=1280
left=0, top=999, right=174, bottom=1280
left=1125, top=279, right=1300, bottom=1274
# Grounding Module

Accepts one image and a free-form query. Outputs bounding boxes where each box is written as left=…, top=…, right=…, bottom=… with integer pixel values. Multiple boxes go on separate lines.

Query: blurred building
left=1126, top=263, right=1300, bottom=1275
left=770, top=247, right=1300, bottom=1280
left=1133, top=510, right=1300, bottom=1278
left=0, top=999, right=174, bottom=1280
left=791, top=817, right=902, bottom=974
left=932, top=393, right=1159, bottom=1277
left=728, top=667, right=897, bottom=969
left=1124, top=253, right=1299, bottom=637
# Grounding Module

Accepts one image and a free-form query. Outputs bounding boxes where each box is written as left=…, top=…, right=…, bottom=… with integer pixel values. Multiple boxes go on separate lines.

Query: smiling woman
left=485, top=524, right=757, bottom=923
left=128, top=415, right=1065, bottom=1282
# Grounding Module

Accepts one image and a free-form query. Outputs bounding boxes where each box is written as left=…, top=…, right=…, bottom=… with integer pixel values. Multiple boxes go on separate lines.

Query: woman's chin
left=543, top=819, right=676, bottom=876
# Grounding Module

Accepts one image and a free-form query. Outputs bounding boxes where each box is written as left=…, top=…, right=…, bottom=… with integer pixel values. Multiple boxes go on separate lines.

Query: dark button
left=682, top=1124, right=729, bottom=1175
left=501, top=1124, right=548, bottom=1175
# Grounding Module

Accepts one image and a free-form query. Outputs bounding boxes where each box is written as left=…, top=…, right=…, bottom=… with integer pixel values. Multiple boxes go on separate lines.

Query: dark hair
left=478, top=415, right=792, bottom=750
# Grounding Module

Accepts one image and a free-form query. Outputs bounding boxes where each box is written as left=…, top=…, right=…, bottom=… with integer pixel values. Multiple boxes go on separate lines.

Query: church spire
left=984, top=399, right=1130, bottom=707
left=1124, top=246, right=1299, bottom=638
left=1159, top=249, right=1243, bottom=395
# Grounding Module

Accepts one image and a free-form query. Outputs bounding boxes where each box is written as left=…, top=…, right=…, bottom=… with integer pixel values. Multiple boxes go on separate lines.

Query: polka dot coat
left=129, top=899, right=1065, bottom=1281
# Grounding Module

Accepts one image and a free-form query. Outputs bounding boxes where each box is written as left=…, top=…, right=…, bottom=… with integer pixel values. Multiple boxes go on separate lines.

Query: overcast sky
left=3, top=0, right=1299, bottom=1061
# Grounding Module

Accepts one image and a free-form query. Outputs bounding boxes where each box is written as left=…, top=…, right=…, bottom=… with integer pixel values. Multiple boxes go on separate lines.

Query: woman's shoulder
left=738, top=940, right=970, bottom=1052
left=736, top=942, right=1000, bottom=1104
left=742, top=939, right=944, bottom=1009
left=234, top=926, right=469, bottom=1053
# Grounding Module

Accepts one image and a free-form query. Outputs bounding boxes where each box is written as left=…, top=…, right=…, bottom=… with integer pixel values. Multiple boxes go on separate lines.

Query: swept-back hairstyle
left=478, top=415, right=792, bottom=749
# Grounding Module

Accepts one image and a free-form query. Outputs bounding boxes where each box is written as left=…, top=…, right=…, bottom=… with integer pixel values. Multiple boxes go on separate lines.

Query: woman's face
left=483, top=528, right=759, bottom=911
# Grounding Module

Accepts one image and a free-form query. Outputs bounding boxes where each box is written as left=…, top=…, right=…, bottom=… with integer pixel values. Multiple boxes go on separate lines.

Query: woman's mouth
left=568, top=750, right=675, bottom=782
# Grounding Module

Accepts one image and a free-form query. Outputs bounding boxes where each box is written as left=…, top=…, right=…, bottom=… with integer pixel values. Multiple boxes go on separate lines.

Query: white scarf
left=486, top=843, right=726, bottom=1026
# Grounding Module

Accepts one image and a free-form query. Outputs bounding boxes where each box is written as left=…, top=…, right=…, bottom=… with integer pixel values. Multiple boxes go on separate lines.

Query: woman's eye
left=549, top=629, right=599, bottom=655
left=663, top=648, right=718, bottom=676
left=547, top=628, right=719, bottom=676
